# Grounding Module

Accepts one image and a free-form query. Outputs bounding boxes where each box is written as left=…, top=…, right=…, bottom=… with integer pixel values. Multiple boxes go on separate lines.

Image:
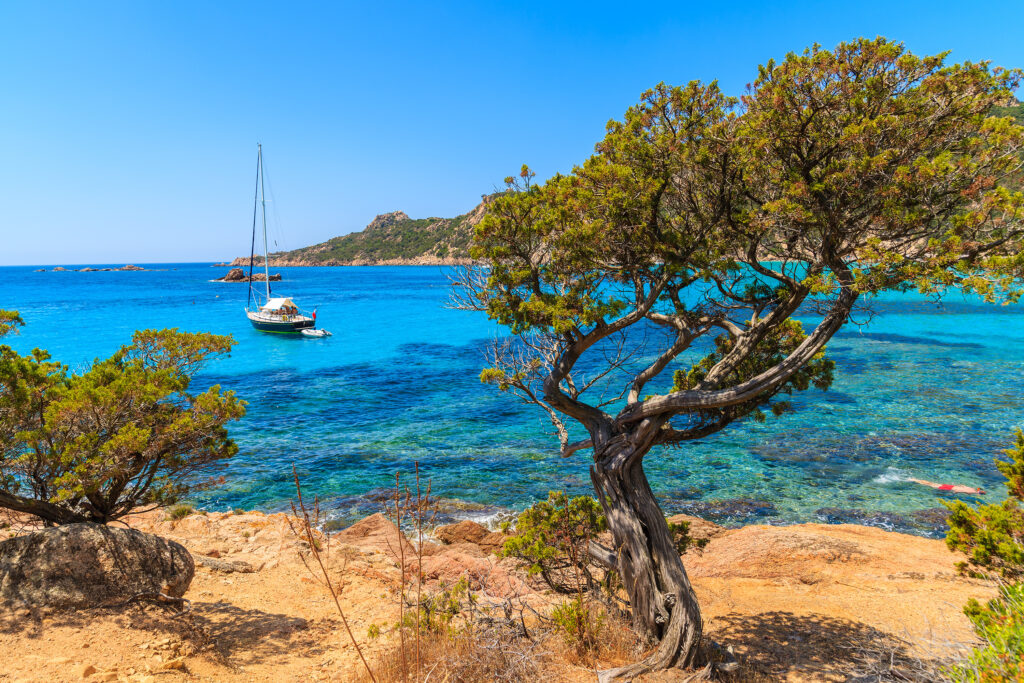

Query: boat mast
left=258, top=144, right=271, bottom=301
left=247, top=145, right=260, bottom=310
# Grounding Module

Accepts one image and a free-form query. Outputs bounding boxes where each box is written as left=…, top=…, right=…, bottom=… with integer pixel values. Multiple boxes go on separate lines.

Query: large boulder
left=334, top=513, right=414, bottom=561
left=432, top=520, right=506, bottom=554
left=0, top=524, right=194, bottom=609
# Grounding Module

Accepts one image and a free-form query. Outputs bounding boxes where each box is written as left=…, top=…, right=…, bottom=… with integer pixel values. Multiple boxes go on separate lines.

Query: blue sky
left=1, top=1, right=1022, bottom=265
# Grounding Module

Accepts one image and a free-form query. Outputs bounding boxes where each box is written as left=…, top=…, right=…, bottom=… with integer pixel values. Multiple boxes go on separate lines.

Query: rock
left=334, top=513, right=414, bottom=560
left=418, top=547, right=526, bottom=598
left=666, top=514, right=725, bottom=543
left=216, top=267, right=281, bottom=283
left=34, top=268, right=45, bottom=272
left=195, top=555, right=255, bottom=573
left=118, top=264, right=144, bottom=271
left=0, top=524, right=194, bottom=610
left=432, top=520, right=506, bottom=554
left=80, top=664, right=96, bottom=678
left=78, top=267, right=98, bottom=272
left=52, top=266, right=67, bottom=271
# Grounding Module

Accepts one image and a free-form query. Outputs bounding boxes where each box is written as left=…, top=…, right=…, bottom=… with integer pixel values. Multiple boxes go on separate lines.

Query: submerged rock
left=0, top=524, right=194, bottom=609
left=678, top=498, right=779, bottom=524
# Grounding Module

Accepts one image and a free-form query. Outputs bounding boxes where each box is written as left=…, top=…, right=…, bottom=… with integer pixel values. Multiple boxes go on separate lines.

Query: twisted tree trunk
left=591, top=430, right=702, bottom=682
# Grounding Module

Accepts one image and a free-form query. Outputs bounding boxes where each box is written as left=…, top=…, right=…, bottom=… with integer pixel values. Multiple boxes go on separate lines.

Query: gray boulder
left=0, top=524, right=194, bottom=609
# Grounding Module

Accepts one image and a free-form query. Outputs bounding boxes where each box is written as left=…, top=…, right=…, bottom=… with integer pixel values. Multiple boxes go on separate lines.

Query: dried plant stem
left=291, top=465, right=377, bottom=683
left=394, top=472, right=407, bottom=683
left=414, top=461, right=423, bottom=682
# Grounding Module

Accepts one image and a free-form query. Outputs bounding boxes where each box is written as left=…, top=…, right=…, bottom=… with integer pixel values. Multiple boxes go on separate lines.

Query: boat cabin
left=260, top=297, right=299, bottom=316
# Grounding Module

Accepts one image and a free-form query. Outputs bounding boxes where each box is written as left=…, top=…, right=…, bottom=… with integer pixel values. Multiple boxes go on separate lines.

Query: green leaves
left=0, top=310, right=24, bottom=338
left=501, top=491, right=606, bottom=593
left=944, top=432, right=1024, bottom=681
left=945, top=430, right=1024, bottom=581
left=0, top=328, right=245, bottom=524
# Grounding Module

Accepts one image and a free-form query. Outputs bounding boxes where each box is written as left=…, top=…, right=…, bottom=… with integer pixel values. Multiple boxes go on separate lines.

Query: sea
left=3, top=263, right=1023, bottom=537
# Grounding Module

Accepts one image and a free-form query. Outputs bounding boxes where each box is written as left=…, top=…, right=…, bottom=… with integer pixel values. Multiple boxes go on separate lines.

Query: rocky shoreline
left=0, top=506, right=993, bottom=682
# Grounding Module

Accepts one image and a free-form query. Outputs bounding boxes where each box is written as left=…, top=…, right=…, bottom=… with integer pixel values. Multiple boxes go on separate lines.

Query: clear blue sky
left=1, top=1, right=1021, bottom=265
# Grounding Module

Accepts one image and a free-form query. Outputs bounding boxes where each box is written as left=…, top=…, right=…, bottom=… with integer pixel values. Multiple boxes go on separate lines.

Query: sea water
left=3, top=263, right=1023, bottom=536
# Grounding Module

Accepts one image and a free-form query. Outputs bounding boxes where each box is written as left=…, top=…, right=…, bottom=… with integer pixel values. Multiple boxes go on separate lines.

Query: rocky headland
left=228, top=198, right=492, bottom=267
left=0, top=507, right=992, bottom=682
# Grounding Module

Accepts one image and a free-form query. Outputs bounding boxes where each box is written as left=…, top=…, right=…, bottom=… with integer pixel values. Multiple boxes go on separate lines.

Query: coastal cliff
left=230, top=198, right=491, bottom=267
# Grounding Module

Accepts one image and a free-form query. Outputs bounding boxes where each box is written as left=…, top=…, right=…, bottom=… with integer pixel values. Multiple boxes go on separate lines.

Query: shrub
left=0, top=328, right=245, bottom=524
left=501, top=491, right=607, bottom=594
left=667, top=518, right=710, bottom=555
left=946, top=430, right=1024, bottom=579
left=551, top=596, right=604, bottom=656
left=945, top=430, right=1024, bottom=680
left=166, top=503, right=195, bottom=520
left=946, top=582, right=1024, bottom=682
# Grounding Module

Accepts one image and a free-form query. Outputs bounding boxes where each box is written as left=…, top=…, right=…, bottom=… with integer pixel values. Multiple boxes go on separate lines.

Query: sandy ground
left=0, top=510, right=993, bottom=682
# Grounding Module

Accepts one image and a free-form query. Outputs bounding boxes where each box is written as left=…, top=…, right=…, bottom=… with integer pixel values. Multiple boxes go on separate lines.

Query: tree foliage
left=0, top=310, right=24, bottom=339
left=0, top=328, right=245, bottom=524
left=458, top=37, right=1024, bottom=676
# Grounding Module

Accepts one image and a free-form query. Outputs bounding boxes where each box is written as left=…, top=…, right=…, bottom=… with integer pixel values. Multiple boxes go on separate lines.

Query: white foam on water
left=874, top=467, right=910, bottom=484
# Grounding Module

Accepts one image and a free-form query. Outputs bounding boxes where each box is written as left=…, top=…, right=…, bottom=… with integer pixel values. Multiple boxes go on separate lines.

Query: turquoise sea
left=3, top=263, right=1023, bottom=536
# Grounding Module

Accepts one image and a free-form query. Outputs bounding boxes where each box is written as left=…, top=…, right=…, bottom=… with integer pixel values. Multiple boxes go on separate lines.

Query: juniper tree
left=0, top=328, right=245, bottom=524
left=458, top=38, right=1024, bottom=679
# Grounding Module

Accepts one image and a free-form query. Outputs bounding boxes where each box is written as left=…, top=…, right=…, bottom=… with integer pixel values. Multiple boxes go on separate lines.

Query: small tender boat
left=243, top=144, right=325, bottom=335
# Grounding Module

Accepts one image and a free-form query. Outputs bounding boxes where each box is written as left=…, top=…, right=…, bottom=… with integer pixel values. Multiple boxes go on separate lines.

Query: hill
left=231, top=198, right=491, bottom=267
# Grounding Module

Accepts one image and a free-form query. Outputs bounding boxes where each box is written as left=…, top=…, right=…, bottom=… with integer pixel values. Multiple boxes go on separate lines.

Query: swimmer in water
left=908, top=478, right=985, bottom=495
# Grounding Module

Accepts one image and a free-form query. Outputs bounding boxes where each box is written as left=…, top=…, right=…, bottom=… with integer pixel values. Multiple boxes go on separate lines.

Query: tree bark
left=0, top=490, right=87, bottom=525
left=590, top=432, right=702, bottom=682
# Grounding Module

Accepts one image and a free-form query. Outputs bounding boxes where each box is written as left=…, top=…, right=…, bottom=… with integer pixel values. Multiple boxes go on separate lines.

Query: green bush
left=945, top=430, right=1024, bottom=680
left=946, top=582, right=1024, bottom=682
left=166, top=503, right=195, bottom=520
left=501, top=491, right=607, bottom=594
left=946, top=430, right=1024, bottom=579
left=667, top=518, right=710, bottom=555
left=551, top=597, right=604, bottom=655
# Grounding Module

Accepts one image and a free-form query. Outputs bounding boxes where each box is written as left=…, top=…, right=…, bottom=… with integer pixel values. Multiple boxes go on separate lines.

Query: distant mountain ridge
left=231, top=197, right=491, bottom=267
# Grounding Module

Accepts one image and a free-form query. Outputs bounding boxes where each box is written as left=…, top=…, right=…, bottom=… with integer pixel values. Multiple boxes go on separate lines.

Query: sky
left=1, top=1, right=1022, bottom=266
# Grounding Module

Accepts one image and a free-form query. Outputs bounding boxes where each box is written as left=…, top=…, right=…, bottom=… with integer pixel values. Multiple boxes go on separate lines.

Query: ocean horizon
left=4, top=262, right=1023, bottom=537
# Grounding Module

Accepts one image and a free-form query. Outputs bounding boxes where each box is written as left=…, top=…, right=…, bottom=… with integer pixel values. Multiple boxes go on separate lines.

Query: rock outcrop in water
left=216, top=267, right=281, bottom=283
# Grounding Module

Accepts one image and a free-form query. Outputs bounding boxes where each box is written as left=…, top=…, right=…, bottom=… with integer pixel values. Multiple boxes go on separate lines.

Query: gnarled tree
left=456, top=38, right=1024, bottom=679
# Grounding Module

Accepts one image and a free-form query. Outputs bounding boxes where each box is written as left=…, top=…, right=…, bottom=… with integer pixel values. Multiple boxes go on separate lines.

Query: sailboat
left=244, top=144, right=328, bottom=336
